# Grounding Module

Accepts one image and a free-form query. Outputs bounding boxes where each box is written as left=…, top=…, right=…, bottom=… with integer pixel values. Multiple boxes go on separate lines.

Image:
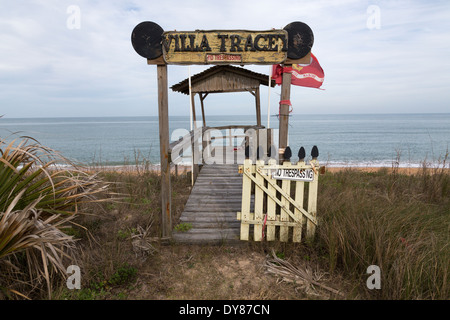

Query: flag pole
left=188, top=66, right=194, bottom=185
left=267, top=66, right=272, bottom=128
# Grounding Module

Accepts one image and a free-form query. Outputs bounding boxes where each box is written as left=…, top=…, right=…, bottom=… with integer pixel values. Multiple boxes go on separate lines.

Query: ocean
left=1, top=114, right=449, bottom=168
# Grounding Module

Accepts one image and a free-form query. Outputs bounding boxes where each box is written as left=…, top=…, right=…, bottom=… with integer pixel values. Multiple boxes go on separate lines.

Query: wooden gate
left=237, top=150, right=319, bottom=242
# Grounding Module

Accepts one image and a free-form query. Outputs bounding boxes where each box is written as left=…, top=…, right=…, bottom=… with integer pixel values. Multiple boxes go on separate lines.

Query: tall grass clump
left=0, top=136, right=108, bottom=299
left=317, top=163, right=449, bottom=299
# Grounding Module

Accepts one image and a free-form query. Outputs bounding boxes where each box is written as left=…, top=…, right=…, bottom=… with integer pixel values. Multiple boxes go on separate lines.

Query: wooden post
left=191, top=92, right=197, bottom=129
left=157, top=64, right=172, bottom=238
left=202, top=128, right=208, bottom=164
left=191, top=128, right=200, bottom=183
left=200, top=93, right=207, bottom=127
left=279, top=65, right=292, bottom=160
left=255, top=87, right=261, bottom=127
left=190, top=93, right=200, bottom=182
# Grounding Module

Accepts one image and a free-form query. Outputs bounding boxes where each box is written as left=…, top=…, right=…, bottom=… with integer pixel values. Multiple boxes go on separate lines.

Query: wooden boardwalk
left=173, top=163, right=246, bottom=244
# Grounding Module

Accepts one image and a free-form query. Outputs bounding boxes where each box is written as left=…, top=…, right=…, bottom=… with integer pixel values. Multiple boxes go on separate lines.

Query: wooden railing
left=168, top=125, right=274, bottom=183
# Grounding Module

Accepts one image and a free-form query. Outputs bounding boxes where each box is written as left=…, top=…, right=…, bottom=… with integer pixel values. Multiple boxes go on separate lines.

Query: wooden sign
left=271, top=167, right=315, bottom=182
left=162, top=30, right=288, bottom=65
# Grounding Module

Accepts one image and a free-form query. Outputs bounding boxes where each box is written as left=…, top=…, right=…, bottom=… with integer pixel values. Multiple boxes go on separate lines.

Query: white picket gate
left=237, top=158, right=319, bottom=242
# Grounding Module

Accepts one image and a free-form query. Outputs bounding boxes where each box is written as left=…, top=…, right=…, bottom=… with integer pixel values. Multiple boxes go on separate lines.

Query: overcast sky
left=1, top=0, right=449, bottom=118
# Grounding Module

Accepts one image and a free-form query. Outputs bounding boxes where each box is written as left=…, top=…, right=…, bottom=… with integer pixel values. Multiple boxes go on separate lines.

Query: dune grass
left=316, top=164, right=449, bottom=299
left=1, top=138, right=448, bottom=299
left=56, top=161, right=448, bottom=300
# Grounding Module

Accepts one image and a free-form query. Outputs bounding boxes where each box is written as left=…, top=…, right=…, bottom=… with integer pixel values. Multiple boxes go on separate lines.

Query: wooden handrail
left=168, top=125, right=266, bottom=163
left=206, top=125, right=265, bottom=131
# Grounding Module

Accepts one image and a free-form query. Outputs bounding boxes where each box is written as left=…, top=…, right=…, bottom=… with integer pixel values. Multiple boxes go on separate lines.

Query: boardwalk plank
left=174, top=164, right=243, bottom=244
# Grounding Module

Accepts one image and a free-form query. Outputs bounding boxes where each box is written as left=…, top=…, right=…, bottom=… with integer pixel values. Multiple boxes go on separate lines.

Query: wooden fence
left=237, top=155, right=319, bottom=242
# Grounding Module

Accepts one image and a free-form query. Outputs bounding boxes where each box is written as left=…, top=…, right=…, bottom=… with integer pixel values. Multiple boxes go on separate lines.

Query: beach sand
left=324, top=166, right=421, bottom=175
left=83, top=163, right=448, bottom=176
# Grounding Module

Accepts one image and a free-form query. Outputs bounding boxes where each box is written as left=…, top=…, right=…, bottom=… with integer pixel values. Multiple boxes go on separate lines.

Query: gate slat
left=280, top=161, right=291, bottom=242
left=266, top=159, right=277, bottom=241
left=293, top=161, right=306, bottom=242
left=254, top=160, right=265, bottom=241
left=307, top=159, right=319, bottom=239
left=240, top=159, right=252, bottom=241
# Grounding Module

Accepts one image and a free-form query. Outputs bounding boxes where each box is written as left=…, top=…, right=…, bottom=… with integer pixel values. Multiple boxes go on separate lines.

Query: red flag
left=272, top=53, right=324, bottom=89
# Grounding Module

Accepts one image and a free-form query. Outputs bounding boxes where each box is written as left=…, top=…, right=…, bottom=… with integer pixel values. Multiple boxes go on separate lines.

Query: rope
left=279, top=100, right=291, bottom=106
left=279, top=100, right=293, bottom=117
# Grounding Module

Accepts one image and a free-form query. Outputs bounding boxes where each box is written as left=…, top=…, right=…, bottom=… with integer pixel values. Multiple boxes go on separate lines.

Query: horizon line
left=2, top=112, right=450, bottom=120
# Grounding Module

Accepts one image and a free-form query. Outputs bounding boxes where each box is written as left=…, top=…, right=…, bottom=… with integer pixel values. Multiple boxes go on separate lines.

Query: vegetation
left=174, top=222, right=193, bottom=232
left=1, top=134, right=448, bottom=300
left=316, top=164, right=449, bottom=299
left=0, top=136, right=108, bottom=299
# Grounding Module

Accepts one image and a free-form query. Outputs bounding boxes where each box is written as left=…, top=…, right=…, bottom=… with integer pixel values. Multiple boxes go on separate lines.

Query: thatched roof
left=171, top=65, right=275, bottom=95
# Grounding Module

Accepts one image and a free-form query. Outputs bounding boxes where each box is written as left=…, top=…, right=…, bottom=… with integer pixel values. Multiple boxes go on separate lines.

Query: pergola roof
left=171, top=65, right=275, bottom=95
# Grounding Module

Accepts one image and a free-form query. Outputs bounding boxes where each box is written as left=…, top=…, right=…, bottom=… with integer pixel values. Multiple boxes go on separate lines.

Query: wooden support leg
left=279, top=65, right=292, bottom=161
left=157, top=64, right=172, bottom=238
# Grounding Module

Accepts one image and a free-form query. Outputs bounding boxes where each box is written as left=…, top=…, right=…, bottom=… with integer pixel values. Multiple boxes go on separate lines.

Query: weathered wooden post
left=157, top=64, right=172, bottom=238
left=278, top=66, right=292, bottom=159
left=132, top=22, right=172, bottom=238
left=278, top=21, right=315, bottom=162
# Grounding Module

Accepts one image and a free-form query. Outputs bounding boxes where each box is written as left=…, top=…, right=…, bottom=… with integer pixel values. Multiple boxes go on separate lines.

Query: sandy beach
left=324, top=166, right=426, bottom=175
left=83, top=163, right=449, bottom=176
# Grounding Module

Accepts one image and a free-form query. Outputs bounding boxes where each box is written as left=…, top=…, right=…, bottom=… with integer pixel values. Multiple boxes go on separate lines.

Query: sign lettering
left=162, top=30, right=288, bottom=65
left=272, top=168, right=315, bottom=182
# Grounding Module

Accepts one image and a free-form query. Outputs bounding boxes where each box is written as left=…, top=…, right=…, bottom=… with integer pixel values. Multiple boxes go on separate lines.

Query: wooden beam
left=147, top=56, right=165, bottom=65
left=149, top=53, right=311, bottom=68
left=279, top=64, right=292, bottom=159
left=284, top=51, right=311, bottom=65
left=157, top=64, right=172, bottom=238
